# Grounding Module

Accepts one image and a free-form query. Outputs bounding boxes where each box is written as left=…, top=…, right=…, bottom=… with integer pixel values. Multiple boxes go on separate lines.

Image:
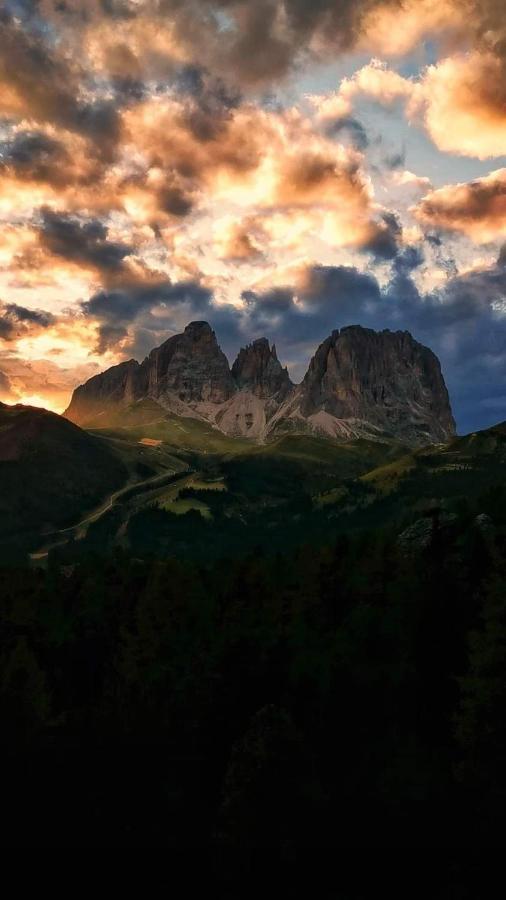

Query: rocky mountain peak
left=64, top=320, right=455, bottom=448
left=183, top=320, right=215, bottom=339
left=231, top=337, right=292, bottom=399
left=141, top=320, right=234, bottom=405
left=299, top=325, right=455, bottom=445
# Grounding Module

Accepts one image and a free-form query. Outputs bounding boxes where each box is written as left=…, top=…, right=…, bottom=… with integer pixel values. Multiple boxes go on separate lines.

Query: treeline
left=1, top=495, right=506, bottom=862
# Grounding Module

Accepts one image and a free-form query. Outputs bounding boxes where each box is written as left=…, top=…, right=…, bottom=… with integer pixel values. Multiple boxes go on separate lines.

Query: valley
left=20, top=407, right=505, bottom=568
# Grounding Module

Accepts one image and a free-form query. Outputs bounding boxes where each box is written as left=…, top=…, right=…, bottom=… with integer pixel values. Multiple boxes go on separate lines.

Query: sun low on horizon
left=1, top=0, right=506, bottom=434
left=15, top=394, right=62, bottom=413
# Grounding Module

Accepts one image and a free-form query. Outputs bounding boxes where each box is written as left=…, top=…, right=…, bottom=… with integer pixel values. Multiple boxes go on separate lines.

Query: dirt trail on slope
left=29, top=467, right=193, bottom=562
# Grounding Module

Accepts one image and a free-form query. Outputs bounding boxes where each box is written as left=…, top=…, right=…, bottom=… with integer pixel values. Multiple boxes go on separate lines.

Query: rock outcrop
left=231, top=338, right=292, bottom=400
left=65, top=322, right=234, bottom=426
left=273, top=326, right=455, bottom=446
left=64, top=358, right=141, bottom=427
left=140, top=321, right=234, bottom=406
left=65, top=321, right=456, bottom=447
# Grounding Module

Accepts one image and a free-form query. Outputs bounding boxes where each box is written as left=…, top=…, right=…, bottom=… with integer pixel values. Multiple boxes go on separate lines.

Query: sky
left=1, top=2, right=506, bottom=432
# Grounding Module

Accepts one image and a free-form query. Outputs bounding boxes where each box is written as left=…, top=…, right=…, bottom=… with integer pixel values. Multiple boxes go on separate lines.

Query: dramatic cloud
left=1, top=0, right=506, bottom=426
left=0, top=301, right=55, bottom=342
left=121, top=92, right=392, bottom=257
left=0, top=132, right=69, bottom=185
left=38, top=0, right=402, bottom=87
left=38, top=210, right=134, bottom=277
left=360, top=212, right=403, bottom=261
left=323, top=116, right=370, bottom=151
left=415, top=170, right=506, bottom=242
left=240, top=251, right=506, bottom=430
left=420, top=51, right=506, bottom=160
left=324, top=49, right=506, bottom=161
left=81, top=278, right=216, bottom=353
left=0, top=10, right=80, bottom=125
left=215, top=218, right=267, bottom=263
left=0, top=353, right=100, bottom=412
left=0, top=11, right=121, bottom=155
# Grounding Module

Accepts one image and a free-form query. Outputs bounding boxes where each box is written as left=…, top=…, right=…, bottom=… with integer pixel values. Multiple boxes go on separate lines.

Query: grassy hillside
left=359, top=421, right=506, bottom=506
left=91, top=412, right=253, bottom=456
left=0, top=402, right=130, bottom=557
left=44, top=414, right=407, bottom=562
left=62, top=417, right=506, bottom=564
left=8, top=401, right=506, bottom=566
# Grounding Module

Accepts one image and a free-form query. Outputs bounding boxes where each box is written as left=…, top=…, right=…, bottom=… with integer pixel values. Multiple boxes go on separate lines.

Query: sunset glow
left=0, top=0, right=505, bottom=432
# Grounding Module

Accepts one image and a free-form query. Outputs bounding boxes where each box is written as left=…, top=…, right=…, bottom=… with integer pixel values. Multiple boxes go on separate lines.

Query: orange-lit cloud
left=421, top=51, right=506, bottom=159
left=318, top=50, right=506, bottom=161
left=359, top=0, right=469, bottom=57
left=0, top=354, right=103, bottom=414
left=215, top=217, right=267, bottom=263
left=415, top=169, right=506, bottom=242
left=2, top=0, right=506, bottom=420
left=123, top=95, right=387, bottom=253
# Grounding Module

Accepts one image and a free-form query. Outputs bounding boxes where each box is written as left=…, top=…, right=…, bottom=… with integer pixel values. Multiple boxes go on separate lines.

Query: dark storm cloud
left=383, top=149, right=406, bottom=170
left=38, top=209, right=133, bottom=274
left=95, top=323, right=129, bottom=354
left=156, top=180, right=195, bottom=218
left=83, top=280, right=213, bottom=325
left=74, top=100, right=121, bottom=160
left=0, top=131, right=69, bottom=185
left=239, top=266, right=384, bottom=366
left=236, top=253, right=506, bottom=431
left=303, top=266, right=382, bottom=310
left=0, top=300, right=56, bottom=341
left=175, top=65, right=242, bottom=143
left=0, top=9, right=77, bottom=121
left=0, top=11, right=125, bottom=164
left=323, top=116, right=369, bottom=151
left=188, top=0, right=399, bottom=85
left=362, top=212, right=403, bottom=261
left=0, top=319, right=14, bottom=341
left=393, top=245, right=424, bottom=275
left=39, top=0, right=402, bottom=86
left=4, top=303, right=55, bottom=327
left=242, top=287, right=295, bottom=313
left=99, top=0, right=138, bottom=19
left=80, top=272, right=251, bottom=358
left=81, top=278, right=217, bottom=352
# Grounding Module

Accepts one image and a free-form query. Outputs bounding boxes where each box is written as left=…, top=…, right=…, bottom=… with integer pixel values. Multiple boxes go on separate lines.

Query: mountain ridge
left=64, top=321, right=456, bottom=448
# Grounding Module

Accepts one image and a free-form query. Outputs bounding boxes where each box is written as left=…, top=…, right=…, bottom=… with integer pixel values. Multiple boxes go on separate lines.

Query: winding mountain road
left=29, top=467, right=192, bottom=562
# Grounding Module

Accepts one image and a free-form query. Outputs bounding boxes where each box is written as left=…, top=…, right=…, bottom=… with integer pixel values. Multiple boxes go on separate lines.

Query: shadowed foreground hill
left=0, top=402, right=126, bottom=556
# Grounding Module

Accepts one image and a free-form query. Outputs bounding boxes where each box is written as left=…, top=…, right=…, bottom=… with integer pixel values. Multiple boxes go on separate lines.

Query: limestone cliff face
left=208, top=338, right=294, bottom=438
left=140, top=321, right=234, bottom=405
left=65, top=322, right=234, bottom=425
left=231, top=338, right=292, bottom=400
left=293, top=326, right=455, bottom=445
left=65, top=321, right=456, bottom=447
left=64, top=359, right=141, bottom=426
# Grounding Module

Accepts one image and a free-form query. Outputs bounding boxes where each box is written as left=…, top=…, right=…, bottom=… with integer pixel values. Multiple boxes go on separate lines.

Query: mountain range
left=1, top=322, right=467, bottom=561
left=64, top=321, right=456, bottom=448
